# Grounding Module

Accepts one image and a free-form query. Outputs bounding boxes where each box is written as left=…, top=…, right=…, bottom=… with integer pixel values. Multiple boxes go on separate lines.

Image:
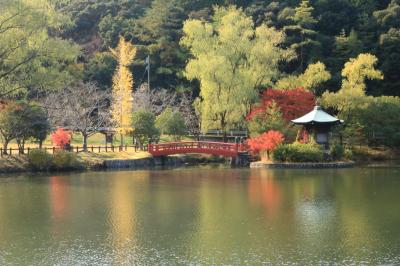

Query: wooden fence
left=0, top=145, right=148, bottom=157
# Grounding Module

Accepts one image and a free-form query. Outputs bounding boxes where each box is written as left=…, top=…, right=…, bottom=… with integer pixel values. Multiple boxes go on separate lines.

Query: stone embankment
left=250, top=161, right=355, bottom=169
left=103, top=156, right=185, bottom=169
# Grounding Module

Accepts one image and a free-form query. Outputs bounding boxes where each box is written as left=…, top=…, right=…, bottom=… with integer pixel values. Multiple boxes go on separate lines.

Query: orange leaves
left=51, top=128, right=72, bottom=149
left=248, top=130, right=285, bottom=154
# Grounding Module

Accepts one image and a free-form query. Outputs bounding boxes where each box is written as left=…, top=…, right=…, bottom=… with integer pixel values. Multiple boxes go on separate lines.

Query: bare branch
left=133, top=83, right=178, bottom=115
left=44, top=82, right=111, bottom=149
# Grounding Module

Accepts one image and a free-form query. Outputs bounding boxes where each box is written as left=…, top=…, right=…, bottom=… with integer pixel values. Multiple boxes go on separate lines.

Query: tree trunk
left=220, top=113, right=227, bottom=142
left=3, top=140, right=9, bottom=155
left=120, top=133, right=124, bottom=147
left=16, top=139, right=25, bottom=154
left=83, top=133, right=88, bottom=152
left=39, top=139, right=43, bottom=149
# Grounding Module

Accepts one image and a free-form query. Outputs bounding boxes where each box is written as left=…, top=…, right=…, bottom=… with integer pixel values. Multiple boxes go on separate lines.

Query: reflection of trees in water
left=109, top=172, right=140, bottom=264
left=138, top=170, right=203, bottom=254
left=247, top=169, right=339, bottom=256
left=49, top=176, right=71, bottom=237
left=333, top=169, right=400, bottom=255
left=248, top=170, right=282, bottom=220
left=107, top=170, right=203, bottom=263
left=1, top=168, right=399, bottom=264
left=50, top=176, right=69, bottom=221
left=193, top=170, right=252, bottom=261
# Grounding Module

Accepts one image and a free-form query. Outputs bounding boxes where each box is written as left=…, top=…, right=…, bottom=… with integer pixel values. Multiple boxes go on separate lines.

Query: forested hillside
left=1, top=0, right=400, bottom=152
left=1, top=0, right=399, bottom=97
left=53, top=0, right=399, bottom=96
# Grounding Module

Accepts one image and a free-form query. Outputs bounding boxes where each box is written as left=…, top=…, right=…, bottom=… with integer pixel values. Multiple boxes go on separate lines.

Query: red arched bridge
left=148, top=141, right=248, bottom=157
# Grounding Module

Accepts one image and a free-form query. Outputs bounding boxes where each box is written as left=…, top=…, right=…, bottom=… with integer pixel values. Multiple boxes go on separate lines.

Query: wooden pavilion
left=291, top=106, right=344, bottom=149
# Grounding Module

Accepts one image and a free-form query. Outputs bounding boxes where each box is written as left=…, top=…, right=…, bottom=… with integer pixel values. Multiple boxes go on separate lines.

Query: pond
left=0, top=166, right=400, bottom=265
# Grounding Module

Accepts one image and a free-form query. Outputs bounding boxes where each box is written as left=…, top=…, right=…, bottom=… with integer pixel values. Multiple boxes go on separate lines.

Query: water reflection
left=248, top=170, right=282, bottom=220
left=108, top=173, right=137, bottom=264
left=0, top=168, right=399, bottom=264
left=50, top=176, right=70, bottom=222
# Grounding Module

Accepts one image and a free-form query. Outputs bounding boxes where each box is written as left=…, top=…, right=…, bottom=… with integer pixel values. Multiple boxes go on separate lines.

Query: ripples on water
left=0, top=167, right=400, bottom=265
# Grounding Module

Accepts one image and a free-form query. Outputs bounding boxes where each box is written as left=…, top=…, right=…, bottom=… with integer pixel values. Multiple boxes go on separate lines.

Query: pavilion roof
left=291, top=106, right=344, bottom=125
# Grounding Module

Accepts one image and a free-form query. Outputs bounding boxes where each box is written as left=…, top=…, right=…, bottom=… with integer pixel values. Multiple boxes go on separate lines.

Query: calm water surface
left=0, top=166, right=400, bottom=265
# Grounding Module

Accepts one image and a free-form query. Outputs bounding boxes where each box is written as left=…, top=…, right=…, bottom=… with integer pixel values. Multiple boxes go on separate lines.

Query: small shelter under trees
left=291, top=106, right=343, bottom=148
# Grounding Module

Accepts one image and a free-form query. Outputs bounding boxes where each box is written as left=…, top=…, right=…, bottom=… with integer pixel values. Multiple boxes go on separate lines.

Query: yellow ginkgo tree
left=110, top=37, right=136, bottom=146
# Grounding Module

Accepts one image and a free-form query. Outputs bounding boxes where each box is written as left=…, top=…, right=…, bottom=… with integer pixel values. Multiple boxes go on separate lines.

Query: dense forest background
left=52, top=0, right=399, bottom=96
left=1, top=0, right=400, bottom=152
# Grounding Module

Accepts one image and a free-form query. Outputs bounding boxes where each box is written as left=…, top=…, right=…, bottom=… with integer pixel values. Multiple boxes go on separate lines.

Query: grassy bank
left=0, top=150, right=151, bottom=174
left=0, top=150, right=227, bottom=174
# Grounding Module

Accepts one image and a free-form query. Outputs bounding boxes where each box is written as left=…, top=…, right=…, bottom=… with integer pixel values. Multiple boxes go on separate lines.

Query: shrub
left=248, top=130, right=285, bottom=160
left=329, top=143, right=345, bottom=161
left=271, top=144, right=291, bottom=162
left=52, top=150, right=82, bottom=170
left=272, top=142, right=323, bottom=162
left=51, top=128, right=72, bottom=149
left=27, top=149, right=53, bottom=171
left=344, top=149, right=353, bottom=160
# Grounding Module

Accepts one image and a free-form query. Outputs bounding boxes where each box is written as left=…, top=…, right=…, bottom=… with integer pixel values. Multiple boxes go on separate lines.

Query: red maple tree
left=247, top=130, right=285, bottom=160
left=51, top=128, right=72, bottom=149
left=248, top=88, right=316, bottom=122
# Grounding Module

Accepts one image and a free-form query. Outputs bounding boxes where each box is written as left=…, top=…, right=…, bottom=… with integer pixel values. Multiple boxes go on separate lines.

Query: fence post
left=53, top=147, right=56, bottom=154
left=0, top=148, right=2, bottom=157
left=91, top=146, right=94, bottom=152
left=98, top=146, right=101, bottom=153
left=76, top=146, right=78, bottom=153
left=9, top=148, right=12, bottom=155
left=112, top=146, right=115, bottom=152
left=27, top=147, right=30, bottom=155
left=105, top=146, right=108, bottom=152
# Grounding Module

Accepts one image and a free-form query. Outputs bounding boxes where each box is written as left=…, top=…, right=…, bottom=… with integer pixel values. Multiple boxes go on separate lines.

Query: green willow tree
left=0, top=0, right=80, bottom=98
left=276, top=61, right=331, bottom=93
left=181, top=6, right=294, bottom=133
left=322, top=53, right=383, bottom=119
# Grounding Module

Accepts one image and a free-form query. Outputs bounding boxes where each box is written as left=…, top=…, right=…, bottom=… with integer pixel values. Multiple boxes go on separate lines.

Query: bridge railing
left=148, top=141, right=247, bottom=156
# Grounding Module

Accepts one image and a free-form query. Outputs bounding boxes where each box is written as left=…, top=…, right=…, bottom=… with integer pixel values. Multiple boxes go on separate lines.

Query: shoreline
left=0, top=153, right=229, bottom=175
left=250, top=161, right=355, bottom=169
left=0, top=153, right=399, bottom=175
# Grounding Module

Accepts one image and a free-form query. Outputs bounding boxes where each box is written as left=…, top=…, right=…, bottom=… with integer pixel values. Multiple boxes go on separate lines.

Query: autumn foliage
left=248, top=88, right=316, bottom=122
left=51, top=128, right=72, bottom=149
left=248, top=130, right=285, bottom=160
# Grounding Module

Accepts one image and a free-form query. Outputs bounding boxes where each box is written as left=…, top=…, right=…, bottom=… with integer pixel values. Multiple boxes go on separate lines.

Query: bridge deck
left=148, top=141, right=247, bottom=157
